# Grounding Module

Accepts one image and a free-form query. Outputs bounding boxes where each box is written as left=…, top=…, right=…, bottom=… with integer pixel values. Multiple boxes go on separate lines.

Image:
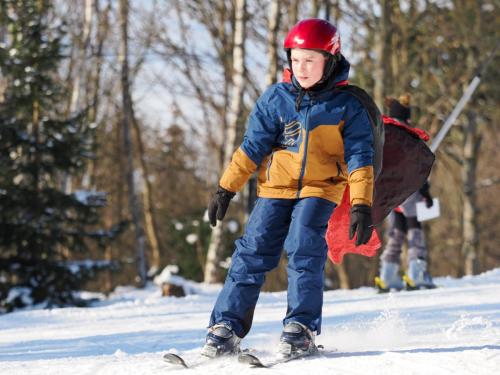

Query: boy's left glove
left=349, top=204, right=373, bottom=246
left=208, top=186, right=236, bottom=227
left=419, top=181, right=433, bottom=208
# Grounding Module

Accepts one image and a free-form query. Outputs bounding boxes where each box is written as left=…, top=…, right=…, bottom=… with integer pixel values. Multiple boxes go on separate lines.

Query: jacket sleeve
left=342, top=100, right=374, bottom=206
left=219, top=87, right=279, bottom=192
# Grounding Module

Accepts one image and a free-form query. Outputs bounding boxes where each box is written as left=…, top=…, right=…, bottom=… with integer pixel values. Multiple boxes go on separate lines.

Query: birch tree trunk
left=82, top=0, right=111, bottom=190
left=69, top=0, right=92, bottom=114
left=60, top=0, right=93, bottom=194
left=118, top=0, right=147, bottom=287
left=204, top=0, right=247, bottom=284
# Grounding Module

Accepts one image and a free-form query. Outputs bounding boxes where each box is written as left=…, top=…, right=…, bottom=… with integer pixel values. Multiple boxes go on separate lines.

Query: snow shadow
left=0, top=327, right=206, bottom=362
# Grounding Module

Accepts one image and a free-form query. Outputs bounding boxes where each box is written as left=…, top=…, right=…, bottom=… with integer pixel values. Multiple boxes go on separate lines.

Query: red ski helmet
left=284, top=18, right=341, bottom=56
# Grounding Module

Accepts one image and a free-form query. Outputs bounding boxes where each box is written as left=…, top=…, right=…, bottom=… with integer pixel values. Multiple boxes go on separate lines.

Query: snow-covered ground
left=0, top=269, right=499, bottom=375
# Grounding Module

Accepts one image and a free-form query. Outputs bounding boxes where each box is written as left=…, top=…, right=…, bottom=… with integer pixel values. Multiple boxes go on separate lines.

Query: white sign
left=416, top=198, right=440, bottom=222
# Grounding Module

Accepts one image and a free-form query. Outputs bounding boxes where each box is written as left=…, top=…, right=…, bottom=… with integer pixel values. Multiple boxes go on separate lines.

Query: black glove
left=349, top=204, right=373, bottom=246
left=419, top=181, right=433, bottom=208
left=208, top=186, right=236, bottom=227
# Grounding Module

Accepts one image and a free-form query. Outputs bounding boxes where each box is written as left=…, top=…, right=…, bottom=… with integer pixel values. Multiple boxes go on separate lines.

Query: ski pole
left=430, top=43, right=499, bottom=153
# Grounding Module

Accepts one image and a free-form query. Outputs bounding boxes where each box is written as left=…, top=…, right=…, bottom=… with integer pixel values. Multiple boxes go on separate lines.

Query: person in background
left=203, top=19, right=375, bottom=359
left=375, top=94, right=436, bottom=292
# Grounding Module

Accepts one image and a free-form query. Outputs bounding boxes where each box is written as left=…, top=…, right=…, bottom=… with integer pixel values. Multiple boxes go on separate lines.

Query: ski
left=402, top=274, right=437, bottom=290
left=163, top=353, right=203, bottom=368
left=163, top=353, right=191, bottom=368
left=163, top=353, right=226, bottom=369
left=374, top=276, right=436, bottom=293
left=163, top=348, right=251, bottom=369
left=238, top=353, right=302, bottom=368
left=165, top=347, right=331, bottom=369
left=238, top=346, right=332, bottom=368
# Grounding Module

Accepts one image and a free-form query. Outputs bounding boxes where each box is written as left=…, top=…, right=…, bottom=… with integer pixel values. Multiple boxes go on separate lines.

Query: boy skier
left=203, top=18, right=375, bottom=359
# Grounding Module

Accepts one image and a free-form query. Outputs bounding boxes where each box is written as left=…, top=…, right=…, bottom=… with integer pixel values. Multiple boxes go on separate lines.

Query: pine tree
left=0, top=0, right=113, bottom=312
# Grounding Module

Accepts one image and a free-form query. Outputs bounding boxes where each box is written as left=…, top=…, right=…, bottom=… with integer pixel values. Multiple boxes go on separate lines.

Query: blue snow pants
left=208, top=197, right=336, bottom=338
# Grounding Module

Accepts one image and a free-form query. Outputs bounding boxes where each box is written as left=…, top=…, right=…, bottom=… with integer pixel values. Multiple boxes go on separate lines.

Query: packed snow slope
left=0, top=269, right=499, bottom=375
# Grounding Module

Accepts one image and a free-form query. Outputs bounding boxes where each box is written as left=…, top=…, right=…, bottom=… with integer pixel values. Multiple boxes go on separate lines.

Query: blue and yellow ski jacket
left=220, top=58, right=374, bottom=206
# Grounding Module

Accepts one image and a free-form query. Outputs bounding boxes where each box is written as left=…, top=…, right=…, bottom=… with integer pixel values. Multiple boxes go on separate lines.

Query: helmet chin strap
left=318, top=54, right=339, bottom=84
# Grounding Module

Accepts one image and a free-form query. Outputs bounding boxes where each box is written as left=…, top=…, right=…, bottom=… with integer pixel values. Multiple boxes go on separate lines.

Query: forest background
left=0, top=0, right=498, bottom=312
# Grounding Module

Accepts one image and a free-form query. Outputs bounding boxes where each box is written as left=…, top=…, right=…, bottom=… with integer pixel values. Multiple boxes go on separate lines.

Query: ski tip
left=238, top=353, right=267, bottom=368
left=163, top=353, right=188, bottom=368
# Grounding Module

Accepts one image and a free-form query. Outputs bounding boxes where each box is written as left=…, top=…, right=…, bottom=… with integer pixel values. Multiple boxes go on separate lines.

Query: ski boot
left=403, top=258, right=436, bottom=290
left=374, top=261, right=404, bottom=293
left=277, top=322, right=318, bottom=359
left=201, top=323, right=241, bottom=358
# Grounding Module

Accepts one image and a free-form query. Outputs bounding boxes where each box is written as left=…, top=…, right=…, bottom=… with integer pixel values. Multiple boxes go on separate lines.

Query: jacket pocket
left=330, top=162, right=344, bottom=183
left=336, top=161, right=344, bottom=176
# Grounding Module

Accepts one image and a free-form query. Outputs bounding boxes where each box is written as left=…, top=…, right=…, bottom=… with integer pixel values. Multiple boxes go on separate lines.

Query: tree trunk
left=265, top=0, right=280, bottom=86
left=132, top=116, right=164, bottom=275
left=311, top=0, right=320, bottom=17
left=334, top=263, right=351, bottom=289
left=118, top=0, right=147, bottom=287
left=462, top=111, right=480, bottom=275
left=0, top=5, right=8, bottom=102
left=204, top=0, right=247, bottom=284
left=287, top=0, right=300, bottom=26
left=373, top=32, right=384, bottom=108
left=329, top=0, right=341, bottom=24
left=59, top=0, right=93, bottom=194
left=373, top=0, right=393, bottom=109
left=69, top=0, right=92, bottom=113
left=82, top=0, right=111, bottom=190
left=204, top=224, right=224, bottom=284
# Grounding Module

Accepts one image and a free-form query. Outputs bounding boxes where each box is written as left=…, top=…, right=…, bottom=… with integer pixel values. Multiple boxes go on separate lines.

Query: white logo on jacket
left=282, top=120, right=302, bottom=147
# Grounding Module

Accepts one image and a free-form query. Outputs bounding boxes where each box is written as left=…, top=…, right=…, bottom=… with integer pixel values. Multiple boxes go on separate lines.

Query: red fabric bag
left=326, top=116, right=434, bottom=264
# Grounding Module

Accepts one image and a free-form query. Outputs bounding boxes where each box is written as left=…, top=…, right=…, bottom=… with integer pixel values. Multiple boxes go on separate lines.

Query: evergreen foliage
left=0, top=0, right=114, bottom=312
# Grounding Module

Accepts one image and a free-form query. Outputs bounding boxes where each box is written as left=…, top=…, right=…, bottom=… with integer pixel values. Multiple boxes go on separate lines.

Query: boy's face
left=291, top=48, right=327, bottom=89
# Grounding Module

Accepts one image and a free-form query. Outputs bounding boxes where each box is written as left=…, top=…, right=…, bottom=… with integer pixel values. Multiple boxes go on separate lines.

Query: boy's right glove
left=349, top=204, right=373, bottom=246
left=208, top=186, right=236, bottom=227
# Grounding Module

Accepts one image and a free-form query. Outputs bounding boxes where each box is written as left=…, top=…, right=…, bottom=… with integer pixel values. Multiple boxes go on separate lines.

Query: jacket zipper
left=297, top=104, right=311, bottom=197
left=266, top=151, right=275, bottom=181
